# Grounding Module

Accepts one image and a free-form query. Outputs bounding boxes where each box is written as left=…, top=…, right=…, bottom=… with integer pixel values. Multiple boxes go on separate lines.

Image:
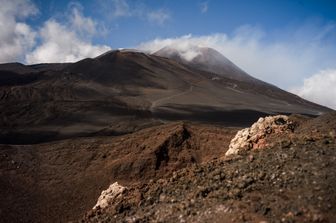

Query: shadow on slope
left=153, top=104, right=271, bottom=127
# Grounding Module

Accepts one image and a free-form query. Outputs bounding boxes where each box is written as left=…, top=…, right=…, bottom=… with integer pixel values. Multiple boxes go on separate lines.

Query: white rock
left=226, top=115, right=291, bottom=156
left=93, top=182, right=126, bottom=209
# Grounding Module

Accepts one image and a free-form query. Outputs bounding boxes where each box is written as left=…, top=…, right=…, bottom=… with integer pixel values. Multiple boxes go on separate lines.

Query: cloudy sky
left=0, top=0, right=336, bottom=109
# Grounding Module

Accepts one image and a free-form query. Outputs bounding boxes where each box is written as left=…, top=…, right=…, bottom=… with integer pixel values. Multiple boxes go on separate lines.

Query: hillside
left=83, top=112, right=336, bottom=223
left=0, top=49, right=331, bottom=144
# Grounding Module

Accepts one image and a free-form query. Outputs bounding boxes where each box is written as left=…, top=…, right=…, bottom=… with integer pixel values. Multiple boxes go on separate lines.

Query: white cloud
left=200, top=2, right=208, bottom=14
left=0, top=0, right=37, bottom=63
left=69, top=6, right=97, bottom=37
left=26, top=20, right=110, bottom=64
left=137, top=24, right=336, bottom=89
left=109, top=0, right=131, bottom=18
left=290, top=69, right=336, bottom=109
left=26, top=5, right=111, bottom=64
left=0, top=1, right=110, bottom=64
left=147, top=9, right=170, bottom=26
left=99, top=0, right=170, bottom=25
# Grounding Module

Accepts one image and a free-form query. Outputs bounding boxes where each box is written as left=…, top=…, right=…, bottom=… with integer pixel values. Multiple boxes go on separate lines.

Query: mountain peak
left=153, top=45, right=255, bottom=82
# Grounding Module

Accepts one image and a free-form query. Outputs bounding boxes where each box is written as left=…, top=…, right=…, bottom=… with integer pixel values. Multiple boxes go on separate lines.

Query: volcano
left=0, top=47, right=331, bottom=144
left=0, top=47, right=334, bottom=223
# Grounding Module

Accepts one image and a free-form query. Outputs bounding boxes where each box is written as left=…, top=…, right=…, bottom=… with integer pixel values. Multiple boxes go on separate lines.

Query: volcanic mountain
left=0, top=47, right=331, bottom=144
left=1, top=47, right=335, bottom=223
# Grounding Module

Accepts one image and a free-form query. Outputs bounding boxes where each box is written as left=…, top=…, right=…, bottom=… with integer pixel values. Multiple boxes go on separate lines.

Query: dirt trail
left=150, top=85, right=194, bottom=112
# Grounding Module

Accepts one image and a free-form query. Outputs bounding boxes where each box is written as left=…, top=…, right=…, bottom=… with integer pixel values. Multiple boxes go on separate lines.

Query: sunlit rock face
left=226, top=115, right=293, bottom=156
left=93, top=182, right=127, bottom=210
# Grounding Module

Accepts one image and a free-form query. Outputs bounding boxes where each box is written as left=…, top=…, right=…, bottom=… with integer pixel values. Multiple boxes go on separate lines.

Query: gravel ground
left=83, top=113, right=336, bottom=223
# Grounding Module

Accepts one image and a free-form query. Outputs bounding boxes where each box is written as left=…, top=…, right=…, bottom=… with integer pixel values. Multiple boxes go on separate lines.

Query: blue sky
left=0, top=0, right=336, bottom=108
left=29, top=0, right=336, bottom=47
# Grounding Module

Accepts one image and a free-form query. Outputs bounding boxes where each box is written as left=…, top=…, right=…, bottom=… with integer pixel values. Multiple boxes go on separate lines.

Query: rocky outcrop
left=82, top=113, right=336, bottom=223
left=154, top=123, right=191, bottom=170
left=93, top=182, right=127, bottom=209
left=226, top=115, right=293, bottom=156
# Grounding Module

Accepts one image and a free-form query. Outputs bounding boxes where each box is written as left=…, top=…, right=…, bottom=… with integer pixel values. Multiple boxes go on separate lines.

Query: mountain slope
left=0, top=49, right=331, bottom=143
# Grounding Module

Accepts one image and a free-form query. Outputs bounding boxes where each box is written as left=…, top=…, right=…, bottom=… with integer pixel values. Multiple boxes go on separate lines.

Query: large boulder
left=226, top=115, right=293, bottom=156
